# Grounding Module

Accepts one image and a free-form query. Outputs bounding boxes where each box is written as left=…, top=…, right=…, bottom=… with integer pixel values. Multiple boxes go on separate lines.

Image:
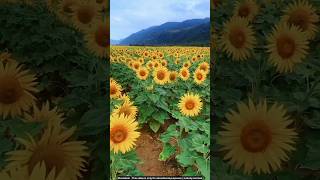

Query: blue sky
left=110, top=0, right=210, bottom=40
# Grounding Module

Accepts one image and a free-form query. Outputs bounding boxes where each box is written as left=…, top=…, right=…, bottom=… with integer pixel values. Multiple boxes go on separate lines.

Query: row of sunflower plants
left=110, top=46, right=210, bottom=179
left=212, top=0, right=320, bottom=179
left=0, top=0, right=108, bottom=179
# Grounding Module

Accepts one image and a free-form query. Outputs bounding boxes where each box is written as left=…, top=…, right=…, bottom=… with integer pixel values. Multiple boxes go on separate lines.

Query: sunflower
left=110, top=114, right=140, bottom=154
left=168, top=71, right=178, bottom=83
left=0, top=51, right=16, bottom=65
left=146, top=61, right=154, bottom=70
left=0, top=162, right=69, bottom=180
left=183, top=61, right=191, bottom=68
left=153, top=67, right=169, bottom=85
left=193, top=69, right=207, bottom=85
left=24, top=101, right=64, bottom=128
left=0, top=62, right=38, bottom=119
left=132, top=61, right=141, bottom=71
left=136, top=67, right=149, bottom=80
left=112, top=101, right=138, bottom=119
left=233, top=0, right=259, bottom=22
left=218, top=99, right=297, bottom=174
left=110, top=78, right=122, bottom=99
left=174, top=59, right=180, bottom=65
left=220, top=17, right=256, bottom=61
left=266, top=23, right=308, bottom=73
left=118, top=93, right=131, bottom=104
left=178, top=93, right=203, bottom=117
left=5, top=126, right=88, bottom=179
left=71, top=1, right=101, bottom=31
left=55, top=0, right=78, bottom=24
left=281, top=0, right=319, bottom=40
left=198, top=62, right=210, bottom=74
left=179, top=67, right=190, bottom=81
left=84, top=20, right=109, bottom=58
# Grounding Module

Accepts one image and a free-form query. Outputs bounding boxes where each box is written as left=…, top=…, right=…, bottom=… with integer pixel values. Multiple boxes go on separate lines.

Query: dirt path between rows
left=135, top=126, right=183, bottom=176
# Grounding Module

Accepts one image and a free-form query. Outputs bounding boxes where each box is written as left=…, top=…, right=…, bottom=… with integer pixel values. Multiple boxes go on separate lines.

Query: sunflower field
left=0, top=0, right=108, bottom=179
left=212, top=0, right=320, bottom=179
left=110, top=46, right=210, bottom=179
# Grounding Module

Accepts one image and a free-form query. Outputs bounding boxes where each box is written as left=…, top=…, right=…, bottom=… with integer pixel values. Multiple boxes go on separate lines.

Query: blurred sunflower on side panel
left=71, top=1, right=101, bottom=31
left=218, top=99, right=297, bottom=174
left=84, top=19, right=109, bottom=58
left=220, top=17, right=256, bottom=61
left=281, top=0, right=319, bottom=40
left=136, top=67, right=149, bottom=80
left=153, top=67, right=169, bottom=85
left=179, top=67, right=190, bottom=81
left=267, top=23, right=308, bottom=73
left=5, top=126, right=88, bottom=180
left=23, top=101, right=64, bottom=128
left=193, top=68, right=207, bottom=85
left=110, top=78, right=122, bottom=99
left=0, top=162, right=69, bottom=180
left=0, top=62, right=38, bottom=119
left=0, top=51, right=16, bottom=65
left=110, top=114, right=140, bottom=154
left=233, top=0, right=259, bottom=22
left=178, top=93, right=203, bottom=117
left=55, top=0, right=78, bottom=24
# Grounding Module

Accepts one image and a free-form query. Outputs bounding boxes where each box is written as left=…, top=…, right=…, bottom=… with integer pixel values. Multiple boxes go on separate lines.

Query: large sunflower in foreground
left=281, top=0, right=319, bottom=40
left=5, top=126, right=88, bottom=180
left=267, top=23, right=308, bottom=73
left=178, top=93, right=203, bottom=117
left=110, top=114, right=140, bottom=154
left=0, top=162, right=69, bottom=180
left=153, top=67, right=169, bottom=85
left=0, top=62, right=38, bottom=119
left=218, top=99, right=297, bottom=174
left=110, top=78, right=122, bottom=99
left=220, top=17, right=256, bottom=61
left=112, top=101, right=138, bottom=120
left=233, top=0, right=259, bottom=22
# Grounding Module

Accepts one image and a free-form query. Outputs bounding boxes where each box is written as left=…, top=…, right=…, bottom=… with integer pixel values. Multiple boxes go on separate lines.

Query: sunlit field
left=110, top=46, right=210, bottom=179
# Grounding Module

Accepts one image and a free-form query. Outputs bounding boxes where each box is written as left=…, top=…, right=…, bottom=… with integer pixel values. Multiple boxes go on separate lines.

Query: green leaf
left=195, top=157, right=210, bottom=180
left=183, top=167, right=198, bottom=176
left=159, top=143, right=176, bottom=161
left=152, top=111, right=168, bottom=124
left=148, top=93, right=160, bottom=103
left=149, top=120, right=161, bottom=133
left=160, top=125, right=179, bottom=143
left=302, top=130, right=320, bottom=170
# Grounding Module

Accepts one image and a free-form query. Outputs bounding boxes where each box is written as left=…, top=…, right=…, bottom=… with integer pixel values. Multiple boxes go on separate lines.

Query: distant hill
left=111, top=39, right=122, bottom=45
left=119, top=18, right=210, bottom=46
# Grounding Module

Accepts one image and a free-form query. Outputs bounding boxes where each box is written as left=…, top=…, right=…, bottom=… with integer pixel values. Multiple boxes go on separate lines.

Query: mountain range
left=111, top=17, right=210, bottom=46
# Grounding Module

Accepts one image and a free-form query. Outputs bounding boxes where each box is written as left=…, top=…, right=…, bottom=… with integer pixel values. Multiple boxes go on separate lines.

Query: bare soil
left=135, top=124, right=183, bottom=176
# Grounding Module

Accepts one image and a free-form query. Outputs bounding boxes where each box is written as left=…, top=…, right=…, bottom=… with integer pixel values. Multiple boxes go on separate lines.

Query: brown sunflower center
left=185, top=100, right=195, bottom=110
left=238, top=5, right=250, bottom=18
left=184, top=63, right=189, bottom=67
left=63, top=1, right=75, bottom=13
left=288, top=9, right=310, bottom=31
left=276, top=36, right=296, bottom=59
left=200, top=65, right=207, bottom=71
left=240, top=121, right=272, bottom=153
left=229, top=28, right=246, bottom=48
left=77, top=6, right=95, bottom=24
left=169, top=74, right=176, bottom=81
left=134, top=64, right=139, bottom=69
left=196, top=73, right=203, bottom=80
left=0, top=76, right=23, bottom=104
left=118, top=106, right=132, bottom=117
left=110, top=85, right=117, bottom=95
left=111, top=125, right=128, bottom=143
left=157, top=71, right=165, bottom=80
left=182, top=70, right=187, bottom=77
left=95, top=25, right=109, bottom=48
left=139, top=70, right=146, bottom=76
left=28, top=143, right=65, bottom=175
